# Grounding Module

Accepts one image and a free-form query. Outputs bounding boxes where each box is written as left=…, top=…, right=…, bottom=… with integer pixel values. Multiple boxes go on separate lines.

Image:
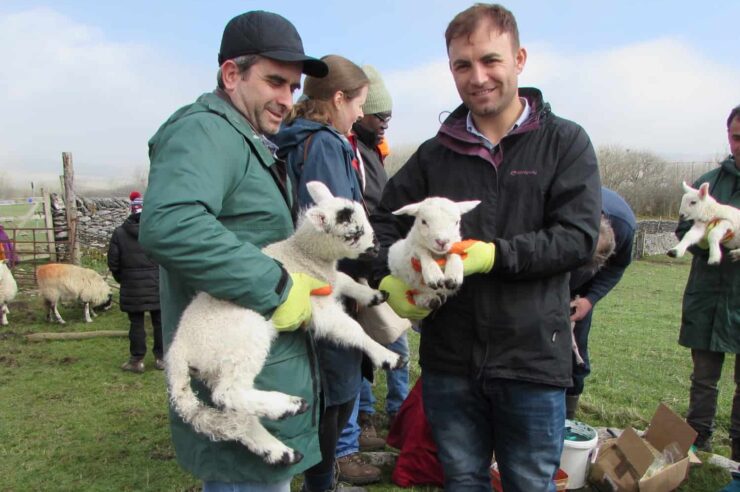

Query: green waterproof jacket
left=139, top=91, right=320, bottom=482
left=678, top=156, right=740, bottom=353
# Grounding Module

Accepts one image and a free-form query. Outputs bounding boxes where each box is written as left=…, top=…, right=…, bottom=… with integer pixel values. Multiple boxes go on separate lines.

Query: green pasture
left=0, top=255, right=735, bottom=491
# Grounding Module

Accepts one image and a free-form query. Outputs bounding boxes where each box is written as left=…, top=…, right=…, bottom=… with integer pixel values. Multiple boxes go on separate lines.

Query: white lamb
left=667, top=181, right=740, bottom=265
left=0, top=260, right=18, bottom=326
left=36, top=263, right=113, bottom=323
left=388, top=197, right=480, bottom=310
left=166, top=181, right=405, bottom=466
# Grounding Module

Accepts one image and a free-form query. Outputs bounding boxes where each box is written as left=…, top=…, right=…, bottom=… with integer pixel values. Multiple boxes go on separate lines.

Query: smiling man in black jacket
left=372, top=4, right=601, bottom=492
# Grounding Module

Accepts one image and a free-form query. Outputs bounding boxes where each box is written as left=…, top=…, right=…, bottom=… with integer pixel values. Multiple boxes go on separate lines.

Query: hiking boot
left=732, top=438, right=740, bottom=462
left=121, top=357, right=144, bottom=374
left=358, top=411, right=385, bottom=451
left=336, top=453, right=381, bottom=485
left=694, top=433, right=712, bottom=453
left=154, top=358, right=165, bottom=371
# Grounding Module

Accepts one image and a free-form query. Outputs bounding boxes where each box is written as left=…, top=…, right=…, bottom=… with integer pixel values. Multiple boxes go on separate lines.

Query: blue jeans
left=202, top=479, right=290, bottom=492
left=335, top=333, right=410, bottom=457
left=423, top=370, right=565, bottom=492
left=568, top=309, right=594, bottom=396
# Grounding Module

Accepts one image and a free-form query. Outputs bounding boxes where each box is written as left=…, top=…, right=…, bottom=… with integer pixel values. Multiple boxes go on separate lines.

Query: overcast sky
left=1, top=0, right=738, bottom=188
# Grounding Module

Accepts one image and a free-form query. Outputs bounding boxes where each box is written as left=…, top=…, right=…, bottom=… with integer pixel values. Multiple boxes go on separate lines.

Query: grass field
left=0, top=255, right=735, bottom=491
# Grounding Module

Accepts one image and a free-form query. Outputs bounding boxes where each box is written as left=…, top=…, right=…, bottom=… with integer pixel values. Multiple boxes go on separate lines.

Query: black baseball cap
left=218, top=11, right=328, bottom=77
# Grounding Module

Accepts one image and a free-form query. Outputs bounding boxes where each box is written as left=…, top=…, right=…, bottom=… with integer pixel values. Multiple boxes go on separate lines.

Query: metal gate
left=2, top=227, right=71, bottom=289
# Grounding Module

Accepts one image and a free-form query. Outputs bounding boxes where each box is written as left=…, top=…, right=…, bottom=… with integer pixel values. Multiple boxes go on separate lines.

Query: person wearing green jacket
left=139, top=11, right=329, bottom=492
left=677, top=104, right=740, bottom=460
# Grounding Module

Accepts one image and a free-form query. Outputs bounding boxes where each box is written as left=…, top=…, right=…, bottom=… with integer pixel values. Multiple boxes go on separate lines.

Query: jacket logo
left=510, top=170, right=537, bottom=176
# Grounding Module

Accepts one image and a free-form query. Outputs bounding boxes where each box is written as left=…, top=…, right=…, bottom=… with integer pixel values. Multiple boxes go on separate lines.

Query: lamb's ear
left=306, top=181, right=334, bottom=204
left=682, top=181, right=693, bottom=193
left=305, top=207, right=331, bottom=232
left=392, top=203, right=421, bottom=216
left=698, top=182, right=710, bottom=199
left=456, top=200, right=481, bottom=215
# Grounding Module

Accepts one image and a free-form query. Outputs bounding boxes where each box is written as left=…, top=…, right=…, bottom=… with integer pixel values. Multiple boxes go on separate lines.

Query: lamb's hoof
left=444, top=278, right=460, bottom=290
left=370, top=290, right=389, bottom=306
left=296, top=399, right=310, bottom=415
left=666, top=250, right=677, bottom=258
left=427, top=297, right=442, bottom=310
left=277, top=398, right=309, bottom=419
left=276, top=450, right=303, bottom=466
left=382, top=354, right=408, bottom=371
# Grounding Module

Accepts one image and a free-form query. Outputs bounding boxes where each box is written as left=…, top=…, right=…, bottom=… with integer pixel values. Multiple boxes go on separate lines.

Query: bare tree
left=598, top=145, right=679, bottom=217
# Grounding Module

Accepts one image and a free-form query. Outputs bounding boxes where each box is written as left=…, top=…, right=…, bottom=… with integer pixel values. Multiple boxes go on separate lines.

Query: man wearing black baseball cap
left=140, top=11, right=327, bottom=492
left=218, top=10, right=327, bottom=77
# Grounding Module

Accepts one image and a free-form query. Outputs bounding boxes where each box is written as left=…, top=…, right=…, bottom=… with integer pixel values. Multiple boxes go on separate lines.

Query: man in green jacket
left=678, top=104, right=740, bottom=460
left=139, top=11, right=328, bottom=492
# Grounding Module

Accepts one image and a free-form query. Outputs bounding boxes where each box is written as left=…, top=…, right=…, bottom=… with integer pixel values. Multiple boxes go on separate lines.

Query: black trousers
left=687, top=348, right=740, bottom=439
left=127, top=310, right=163, bottom=360
left=303, top=398, right=355, bottom=491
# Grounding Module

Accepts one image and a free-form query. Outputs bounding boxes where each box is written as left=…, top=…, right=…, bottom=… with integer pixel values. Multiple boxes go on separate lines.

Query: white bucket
left=560, top=419, right=598, bottom=489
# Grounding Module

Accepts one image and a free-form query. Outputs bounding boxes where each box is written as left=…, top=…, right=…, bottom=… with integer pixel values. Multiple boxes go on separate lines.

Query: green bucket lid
left=564, top=419, right=596, bottom=442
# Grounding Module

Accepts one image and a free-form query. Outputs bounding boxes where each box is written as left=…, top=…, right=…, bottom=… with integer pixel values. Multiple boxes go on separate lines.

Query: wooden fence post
left=41, top=188, right=57, bottom=262
left=62, top=152, right=80, bottom=265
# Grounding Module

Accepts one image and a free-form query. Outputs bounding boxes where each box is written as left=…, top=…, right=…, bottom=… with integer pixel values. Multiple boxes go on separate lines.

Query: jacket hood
left=272, top=118, right=350, bottom=157
left=123, top=213, right=140, bottom=238
left=720, top=155, right=740, bottom=177
left=433, top=88, right=549, bottom=167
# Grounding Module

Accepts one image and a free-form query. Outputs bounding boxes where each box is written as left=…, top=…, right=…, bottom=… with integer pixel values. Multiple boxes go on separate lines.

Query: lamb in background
left=388, top=197, right=480, bottom=310
left=667, top=181, right=740, bottom=265
left=166, top=181, right=405, bottom=466
left=0, top=260, right=17, bottom=326
left=36, top=263, right=113, bottom=324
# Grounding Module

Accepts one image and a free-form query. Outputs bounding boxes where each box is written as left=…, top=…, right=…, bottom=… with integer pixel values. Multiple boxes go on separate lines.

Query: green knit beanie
left=361, top=65, right=392, bottom=115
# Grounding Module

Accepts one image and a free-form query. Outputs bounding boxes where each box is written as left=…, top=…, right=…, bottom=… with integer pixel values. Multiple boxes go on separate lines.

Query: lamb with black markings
left=166, top=181, right=406, bottom=466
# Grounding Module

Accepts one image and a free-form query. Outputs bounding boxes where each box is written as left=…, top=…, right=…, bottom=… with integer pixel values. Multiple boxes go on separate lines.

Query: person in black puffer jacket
left=108, top=191, right=162, bottom=374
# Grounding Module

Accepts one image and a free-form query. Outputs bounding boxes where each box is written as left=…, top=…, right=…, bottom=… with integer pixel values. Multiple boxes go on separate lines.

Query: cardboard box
left=490, top=463, right=568, bottom=491
left=589, top=403, right=697, bottom=492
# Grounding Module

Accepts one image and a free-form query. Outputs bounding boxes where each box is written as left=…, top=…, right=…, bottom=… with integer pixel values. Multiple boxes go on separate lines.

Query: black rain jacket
left=371, top=88, right=601, bottom=387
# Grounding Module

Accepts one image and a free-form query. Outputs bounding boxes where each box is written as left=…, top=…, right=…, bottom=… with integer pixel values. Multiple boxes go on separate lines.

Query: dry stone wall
left=51, top=194, right=678, bottom=259
left=50, top=194, right=130, bottom=250
left=633, top=219, right=677, bottom=258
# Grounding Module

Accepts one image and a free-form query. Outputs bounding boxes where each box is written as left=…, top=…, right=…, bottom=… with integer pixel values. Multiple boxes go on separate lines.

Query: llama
left=36, top=263, right=113, bottom=323
left=0, top=260, right=17, bottom=325
left=387, top=197, right=480, bottom=310
left=166, top=181, right=405, bottom=466
left=667, top=181, right=740, bottom=265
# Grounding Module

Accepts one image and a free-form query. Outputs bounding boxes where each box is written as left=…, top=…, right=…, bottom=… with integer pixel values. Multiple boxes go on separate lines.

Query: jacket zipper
left=305, top=331, right=320, bottom=427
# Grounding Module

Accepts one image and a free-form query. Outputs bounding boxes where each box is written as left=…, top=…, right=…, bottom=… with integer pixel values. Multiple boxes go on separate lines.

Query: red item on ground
left=490, top=464, right=568, bottom=491
left=385, top=378, right=444, bottom=488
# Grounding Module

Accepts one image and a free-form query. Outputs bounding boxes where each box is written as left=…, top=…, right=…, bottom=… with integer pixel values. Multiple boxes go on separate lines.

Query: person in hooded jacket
left=678, top=104, right=740, bottom=460
left=108, top=191, right=162, bottom=373
left=371, top=5, right=601, bottom=492
left=272, top=55, right=373, bottom=492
